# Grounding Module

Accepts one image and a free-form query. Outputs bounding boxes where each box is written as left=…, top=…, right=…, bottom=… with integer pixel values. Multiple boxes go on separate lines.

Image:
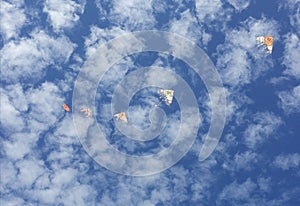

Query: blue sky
left=1, top=0, right=300, bottom=205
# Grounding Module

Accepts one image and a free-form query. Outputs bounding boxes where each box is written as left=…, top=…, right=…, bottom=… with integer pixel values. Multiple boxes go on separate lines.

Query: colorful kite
left=256, top=36, right=274, bottom=54
left=81, top=108, right=92, bottom=117
left=155, top=89, right=174, bottom=107
left=114, top=112, right=128, bottom=123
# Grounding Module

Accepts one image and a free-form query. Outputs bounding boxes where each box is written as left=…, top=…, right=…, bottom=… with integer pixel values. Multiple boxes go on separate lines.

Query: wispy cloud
left=244, top=112, right=282, bottom=149
left=279, top=0, right=300, bottom=33
left=278, top=85, right=300, bottom=114
left=227, top=151, right=258, bottom=171
left=274, top=153, right=300, bottom=170
left=227, top=0, right=251, bottom=12
left=282, top=33, right=300, bottom=79
left=218, top=178, right=257, bottom=204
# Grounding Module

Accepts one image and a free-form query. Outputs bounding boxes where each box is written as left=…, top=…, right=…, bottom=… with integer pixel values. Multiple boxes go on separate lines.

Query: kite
left=63, top=104, right=70, bottom=112
left=81, top=108, right=92, bottom=117
left=155, top=89, right=174, bottom=107
left=256, top=36, right=274, bottom=54
left=114, top=112, right=128, bottom=123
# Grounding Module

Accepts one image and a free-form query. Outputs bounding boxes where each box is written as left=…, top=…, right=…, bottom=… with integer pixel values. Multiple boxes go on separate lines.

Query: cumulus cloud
left=0, top=91, right=25, bottom=134
left=278, top=85, right=300, bottom=114
left=195, top=0, right=230, bottom=24
left=105, top=0, right=155, bottom=31
left=2, top=133, right=38, bottom=160
left=0, top=0, right=26, bottom=41
left=15, top=158, right=46, bottom=188
left=274, top=153, right=300, bottom=170
left=1, top=81, right=93, bottom=204
left=1, top=30, right=76, bottom=84
left=43, top=0, right=86, bottom=32
left=1, top=81, right=66, bottom=162
left=27, top=82, right=64, bottom=124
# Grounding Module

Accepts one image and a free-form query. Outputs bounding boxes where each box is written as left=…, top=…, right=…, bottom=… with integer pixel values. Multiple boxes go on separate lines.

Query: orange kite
left=264, top=36, right=274, bottom=46
left=63, top=104, right=70, bottom=112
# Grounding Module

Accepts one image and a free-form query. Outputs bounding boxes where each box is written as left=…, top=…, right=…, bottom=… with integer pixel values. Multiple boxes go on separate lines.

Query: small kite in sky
left=155, top=89, right=174, bottom=107
left=114, top=112, right=128, bottom=123
left=63, top=104, right=70, bottom=112
left=81, top=108, right=92, bottom=117
left=256, top=36, right=274, bottom=54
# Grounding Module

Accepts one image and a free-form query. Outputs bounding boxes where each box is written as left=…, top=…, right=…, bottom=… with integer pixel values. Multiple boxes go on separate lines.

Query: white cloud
left=282, top=33, right=300, bottom=79
left=0, top=0, right=26, bottom=41
left=151, top=0, right=169, bottom=14
left=52, top=168, right=77, bottom=186
left=52, top=116, right=78, bottom=140
left=195, top=0, right=228, bottom=23
left=169, top=9, right=212, bottom=46
left=244, top=112, right=282, bottom=149
left=84, top=26, right=129, bottom=58
left=218, top=47, right=251, bottom=86
left=274, top=153, right=300, bottom=170
left=1, top=30, right=76, bottom=84
left=227, top=0, right=251, bottom=12
left=218, top=178, right=257, bottom=203
left=0, top=197, right=25, bottom=206
left=0, top=159, right=18, bottom=193
left=4, top=84, right=28, bottom=112
left=106, top=0, right=155, bottom=31
left=60, top=185, right=96, bottom=206
left=232, top=151, right=258, bottom=171
left=0, top=91, right=25, bottom=133
left=29, top=187, right=60, bottom=204
left=278, top=85, right=300, bottom=114
left=43, top=0, right=86, bottom=32
left=257, top=177, right=271, bottom=193
left=127, top=105, right=153, bottom=130
left=280, top=0, right=300, bottom=33
left=226, top=90, right=254, bottom=122
left=15, top=158, right=45, bottom=188
left=27, top=82, right=64, bottom=125
left=2, top=133, right=36, bottom=160
left=1, top=79, right=70, bottom=167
